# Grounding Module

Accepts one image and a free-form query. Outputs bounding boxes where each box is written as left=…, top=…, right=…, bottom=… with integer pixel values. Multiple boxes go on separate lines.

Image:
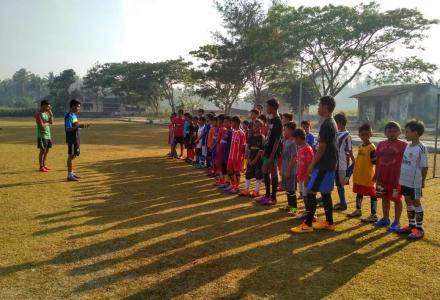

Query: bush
left=0, top=107, right=36, bottom=117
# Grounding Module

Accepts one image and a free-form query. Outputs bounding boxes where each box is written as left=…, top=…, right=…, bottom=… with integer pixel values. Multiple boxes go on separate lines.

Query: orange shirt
left=208, top=127, right=215, bottom=149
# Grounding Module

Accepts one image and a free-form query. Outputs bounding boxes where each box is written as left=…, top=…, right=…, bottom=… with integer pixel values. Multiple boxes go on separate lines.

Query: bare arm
left=269, top=138, right=280, bottom=161
left=422, top=167, right=428, bottom=188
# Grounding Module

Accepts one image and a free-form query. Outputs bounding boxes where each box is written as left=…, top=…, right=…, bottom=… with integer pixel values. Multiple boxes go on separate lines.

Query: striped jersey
left=228, top=129, right=246, bottom=161
left=400, top=143, right=429, bottom=188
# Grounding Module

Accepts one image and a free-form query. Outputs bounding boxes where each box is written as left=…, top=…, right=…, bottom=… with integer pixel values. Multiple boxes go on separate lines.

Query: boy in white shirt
left=397, top=120, right=428, bottom=240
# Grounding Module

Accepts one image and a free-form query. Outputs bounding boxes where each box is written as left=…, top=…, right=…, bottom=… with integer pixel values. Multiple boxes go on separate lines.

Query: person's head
left=318, top=95, right=336, bottom=117
left=197, top=108, right=205, bottom=117
left=250, top=109, right=260, bottom=120
left=266, top=98, right=279, bottom=115
left=284, top=121, right=297, bottom=139
left=358, top=123, right=373, bottom=144
left=293, top=128, right=307, bottom=146
left=301, top=120, right=311, bottom=133
left=231, top=116, right=241, bottom=129
left=192, top=116, right=198, bottom=124
left=254, top=119, right=264, bottom=134
left=224, top=116, right=232, bottom=128
left=177, top=109, right=184, bottom=117
left=255, top=104, right=264, bottom=115
left=217, top=114, right=225, bottom=126
left=334, top=112, right=347, bottom=130
left=198, top=116, right=206, bottom=126
left=282, top=113, right=294, bottom=125
left=184, top=113, right=191, bottom=121
left=405, top=119, right=425, bottom=142
left=242, top=120, right=250, bottom=130
left=258, top=115, right=267, bottom=125
left=206, top=113, right=213, bottom=125
left=212, top=116, right=219, bottom=128
left=40, top=99, right=51, bottom=112
left=384, top=121, right=401, bottom=141
left=70, top=99, right=81, bottom=113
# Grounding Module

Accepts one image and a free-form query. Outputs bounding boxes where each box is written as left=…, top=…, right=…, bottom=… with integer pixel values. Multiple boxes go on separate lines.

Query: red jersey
left=376, top=140, right=407, bottom=184
left=297, top=144, right=314, bottom=182
left=173, top=117, right=185, bottom=137
left=261, top=126, right=268, bottom=136
left=228, top=129, right=246, bottom=161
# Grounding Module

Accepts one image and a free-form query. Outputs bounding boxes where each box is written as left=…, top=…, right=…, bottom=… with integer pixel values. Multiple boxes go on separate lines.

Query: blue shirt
left=184, top=120, right=190, bottom=139
left=202, top=124, right=211, bottom=146
left=306, top=133, right=316, bottom=148
left=65, top=112, right=79, bottom=143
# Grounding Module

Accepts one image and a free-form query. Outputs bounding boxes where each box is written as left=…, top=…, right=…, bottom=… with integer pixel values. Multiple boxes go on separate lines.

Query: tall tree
left=48, top=69, right=77, bottom=113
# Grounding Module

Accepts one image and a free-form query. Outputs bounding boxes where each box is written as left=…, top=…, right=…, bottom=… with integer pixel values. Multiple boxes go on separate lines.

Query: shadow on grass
left=1, top=155, right=410, bottom=299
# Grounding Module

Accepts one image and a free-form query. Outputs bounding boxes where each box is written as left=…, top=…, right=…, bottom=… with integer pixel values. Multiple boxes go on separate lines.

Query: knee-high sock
left=264, top=173, right=271, bottom=197
left=271, top=175, right=278, bottom=200
left=287, top=192, right=297, bottom=208
left=407, top=205, right=416, bottom=228
left=414, top=206, right=423, bottom=230
left=322, top=193, right=334, bottom=225
left=255, top=180, right=261, bottom=193
left=337, top=186, right=346, bottom=206
left=245, top=179, right=251, bottom=191
left=305, top=193, right=317, bottom=226
left=356, top=194, right=363, bottom=210
left=370, top=196, right=377, bottom=216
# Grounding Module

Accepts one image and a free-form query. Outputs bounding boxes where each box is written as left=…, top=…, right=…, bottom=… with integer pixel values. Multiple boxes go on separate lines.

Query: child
left=348, top=124, right=378, bottom=223
left=280, top=122, right=298, bottom=214
left=374, top=121, right=407, bottom=232
left=173, top=109, right=185, bottom=159
left=301, top=120, right=316, bottom=149
left=396, top=120, right=428, bottom=239
left=168, top=113, right=177, bottom=158
left=294, top=128, right=314, bottom=213
left=207, top=116, right=218, bottom=176
left=65, top=99, right=89, bottom=182
left=195, top=117, right=206, bottom=168
left=247, top=109, right=260, bottom=141
left=256, top=98, right=282, bottom=206
left=240, top=119, right=265, bottom=197
left=185, top=115, right=195, bottom=162
left=291, top=96, right=338, bottom=233
left=197, top=108, right=205, bottom=118
left=225, top=116, right=246, bottom=194
left=201, top=114, right=212, bottom=170
left=35, top=99, right=53, bottom=172
left=333, top=113, right=355, bottom=211
left=216, top=116, right=232, bottom=188
left=190, top=116, right=199, bottom=163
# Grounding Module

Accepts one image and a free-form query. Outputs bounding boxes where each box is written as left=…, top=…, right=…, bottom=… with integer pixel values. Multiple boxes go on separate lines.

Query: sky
left=0, top=0, right=439, bottom=80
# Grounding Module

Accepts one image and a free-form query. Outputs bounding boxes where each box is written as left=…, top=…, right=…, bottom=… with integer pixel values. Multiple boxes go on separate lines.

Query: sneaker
left=39, top=167, right=49, bottom=173
left=408, top=228, right=424, bottom=240
left=291, top=222, right=313, bottom=233
left=67, top=176, right=79, bottom=182
left=313, top=221, right=336, bottom=231
left=255, top=196, right=270, bottom=204
left=347, top=209, right=362, bottom=218
left=388, top=221, right=401, bottom=232
left=396, top=225, right=414, bottom=234
left=259, top=197, right=276, bottom=206
left=229, top=188, right=239, bottom=194
left=333, top=203, right=348, bottom=211
left=288, top=207, right=298, bottom=215
left=73, top=174, right=81, bottom=179
left=249, top=191, right=260, bottom=198
left=361, top=215, right=378, bottom=223
left=43, top=166, right=51, bottom=170
left=224, top=185, right=233, bottom=192
left=374, top=218, right=391, bottom=227
left=239, top=191, right=250, bottom=197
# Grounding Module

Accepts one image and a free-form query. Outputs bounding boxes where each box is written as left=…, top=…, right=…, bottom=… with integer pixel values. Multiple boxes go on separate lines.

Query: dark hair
left=40, top=100, right=50, bottom=107
left=193, top=116, right=199, bottom=120
left=320, top=95, right=336, bottom=113
left=212, top=116, right=218, bottom=121
left=198, top=108, right=205, bottom=113
left=284, top=121, right=297, bottom=132
left=256, top=104, right=264, bottom=109
left=405, top=119, right=425, bottom=136
left=282, top=113, right=294, bottom=122
left=171, top=112, right=177, bottom=117
left=250, top=109, right=260, bottom=116
left=301, top=120, right=311, bottom=127
left=358, top=123, right=372, bottom=133
left=266, top=98, right=279, bottom=110
left=255, top=118, right=264, bottom=127
left=242, top=120, right=250, bottom=126
left=384, top=121, right=401, bottom=132
left=199, top=116, right=206, bottom=122
left=178, top=109, right=184, bottom=114
left=224, top=116, right=231, bottom=122
left=207, top=113, right=214, bottom=121
left=293, top=128, right=306, bottom=140
left=184, top=113, right=191, bottom=118
left=258, top=115, right=267, bottom=123
left=231, top=116, right=241, bottom=124
left=70, top=99, right=81, bottom=108
left=218, top=114, right=225, bottom=122
left=334, top=112, right=347, bottom=126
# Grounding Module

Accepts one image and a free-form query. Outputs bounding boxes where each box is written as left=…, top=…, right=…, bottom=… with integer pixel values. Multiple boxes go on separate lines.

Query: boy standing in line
left=173, top=109, right=185, bottom=159
left=65, top=99, right=89, bottom=182
left=301, top=120, right=316, bottom=150
left=226, top=116, right=246, bottom=194
left=195, top=117, right=206, bottom=168
left=397, top=120, right=428, bottom=239
left=374, top=122, right=407, bottom=231
left=280, top=122, right=298, bottom=214
left=35, top=99, right=53, bottom=172
left=292, top=96, right=338, bottom=233
left=168, top=113, right=177, bottom=158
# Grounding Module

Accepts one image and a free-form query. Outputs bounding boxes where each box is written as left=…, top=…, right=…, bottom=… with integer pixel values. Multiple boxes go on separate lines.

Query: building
left=351, top=83, right=440, bottom=123
left=80, top=96, right=147, bottom=116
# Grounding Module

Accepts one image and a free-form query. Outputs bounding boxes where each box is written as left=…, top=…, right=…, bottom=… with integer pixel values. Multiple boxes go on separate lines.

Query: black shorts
left=37, top=138, right=52, bottom=150
left=401, top=185, right=422, bottom=200
left=67, top=142, right=80, bottom=157
left=246, top=162, right=263, bottom=180
left=174, top=136, right=184, bottom=145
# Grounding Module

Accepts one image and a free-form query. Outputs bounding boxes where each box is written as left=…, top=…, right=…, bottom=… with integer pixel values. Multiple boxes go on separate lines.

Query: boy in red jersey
left=374, top=121, right=407, bottom=232
left=226, top=116, right=247, bottom=194
left=214, top=116, right=231, bottom=186
left=168, top=113, right=177, bottom=158
left=173, top=109, right=185, bottom=159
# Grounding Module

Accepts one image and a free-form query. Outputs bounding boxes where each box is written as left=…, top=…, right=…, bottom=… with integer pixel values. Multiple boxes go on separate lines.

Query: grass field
left=1, top=118, right=440, bottom=300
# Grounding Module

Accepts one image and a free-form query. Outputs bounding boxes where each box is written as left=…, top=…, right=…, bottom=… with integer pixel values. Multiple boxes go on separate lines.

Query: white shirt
left=337, top=130, right=352, bottom=171
left=399, top=143, right=429, bottom=188
left=197, top=125, right=205, bottom=149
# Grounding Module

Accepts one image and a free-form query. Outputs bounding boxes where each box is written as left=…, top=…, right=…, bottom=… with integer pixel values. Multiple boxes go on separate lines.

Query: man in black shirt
left=292, top=95, right=338, bottom=233
left=256, top=98, right=283, bottom=206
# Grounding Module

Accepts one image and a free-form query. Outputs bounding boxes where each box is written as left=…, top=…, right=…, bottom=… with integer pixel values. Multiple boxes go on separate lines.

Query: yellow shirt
left=353, top=143, right=376, bottom=187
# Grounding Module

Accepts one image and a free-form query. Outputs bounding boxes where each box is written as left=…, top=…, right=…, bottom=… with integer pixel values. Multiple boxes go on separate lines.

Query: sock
left=264, top=173, right=271, bottom=197
left=271, top=175, right=278, bottom=200
left=305, top=193, right=317, bottom=226
left=370, top=196, right=377, bottom=216
left=414, top=206, right=423, bottom=230
left=337, top=186, right=346, bottom=206
left=255, top=180, right=261, bottom=193
left=407, top=205, right=416, bottom=227
left=68, top=171, right=74, bottom=177
left=287, top=192, right=297, bottom=208
left=322, top=193, right=334, bottom=225
left=356, top=194, right=363, bottom=210
left=245, top=179, right=251, bottom=191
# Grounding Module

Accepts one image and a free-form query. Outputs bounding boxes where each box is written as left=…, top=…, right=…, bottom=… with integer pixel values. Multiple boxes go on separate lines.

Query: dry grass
left=1, top=118, right=440, bottom=300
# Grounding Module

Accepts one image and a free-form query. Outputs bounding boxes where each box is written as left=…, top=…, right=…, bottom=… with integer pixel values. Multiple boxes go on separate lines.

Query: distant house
left=350, top=83, right=440, bottom=123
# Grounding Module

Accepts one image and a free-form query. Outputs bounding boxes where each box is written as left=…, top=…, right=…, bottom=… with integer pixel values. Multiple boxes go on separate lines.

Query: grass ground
left=1, top=118, right=440, bottom=300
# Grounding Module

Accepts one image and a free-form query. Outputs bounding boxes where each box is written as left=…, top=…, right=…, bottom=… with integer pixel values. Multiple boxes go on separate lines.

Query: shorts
left=262, top=156, right=278, bottom=168
left=67, top=142, right=80, bottom=157
left=246, top=161, right=263, bottom=180
left=37, top=138, right=52, bottom=150
left=227, top=159, right=242, bottom=174
left=376, top=181, right=401, bottom=202
left=307, top=169, right=335, bottom=193
left=335, top=170, right=349, bottom=187
left=174, top=136, right=184, bottom=145
left=400, top=185, right=422, bottom=201
left=353, top=183, right=376, bottom=197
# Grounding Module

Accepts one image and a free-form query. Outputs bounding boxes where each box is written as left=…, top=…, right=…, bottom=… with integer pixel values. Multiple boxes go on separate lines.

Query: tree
left=48, top=69, right=77, bottom=113
left=267, top=2, right=438, bottom=97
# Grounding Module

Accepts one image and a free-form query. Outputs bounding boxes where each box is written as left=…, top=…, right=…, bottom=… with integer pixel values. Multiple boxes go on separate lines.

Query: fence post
left=433, top=94, right=440, bottom=178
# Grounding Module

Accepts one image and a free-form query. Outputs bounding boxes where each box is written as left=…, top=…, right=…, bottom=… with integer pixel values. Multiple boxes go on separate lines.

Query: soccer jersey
left=264, top=114, right=282, bottom=157
left=35, top=112, right=51, bottom=139
left=184, top=120, right=190, bottom=139
left=400, top=143, right=429, bottom=188
left=228, top=129, right=246, bottom=161
left=196, top=125, right=205, bottom=149
left=337, top=130, right=353, bottom=171
left=315, top=118, right=338, bottom=171
left=65, top=112, right=79, bottom=143
left=297, top=144, right=314, bottom=182
left=353, top=143, right=376, bottom=187
left=248, top=134, right=265, bottom=161
left=173, top=117, right=185, bottom=137
left=281, top=139, right=298, bottom=176
left=221, top=128, right=233, bottom=164
left=306, top=133, right=316, bottom=148
left=376, top=140, right=407, bottom=184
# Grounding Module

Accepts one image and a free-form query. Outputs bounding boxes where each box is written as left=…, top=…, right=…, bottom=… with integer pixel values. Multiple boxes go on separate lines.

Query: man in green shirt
left=35, top=99, right=53, bottom=172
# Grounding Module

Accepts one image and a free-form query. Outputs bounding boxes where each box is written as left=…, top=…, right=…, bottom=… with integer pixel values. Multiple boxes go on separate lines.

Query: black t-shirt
left=248, top=134, right=265, bottom=161
left=247, top=121, right=254, bottom=143
left=316, top=117, right=338, bottom=171
left=264, top=115, right=282, bottom=157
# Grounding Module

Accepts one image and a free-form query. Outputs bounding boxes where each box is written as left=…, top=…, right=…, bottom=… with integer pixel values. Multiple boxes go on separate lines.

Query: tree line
left=0, top=0, right=437, bottom=115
